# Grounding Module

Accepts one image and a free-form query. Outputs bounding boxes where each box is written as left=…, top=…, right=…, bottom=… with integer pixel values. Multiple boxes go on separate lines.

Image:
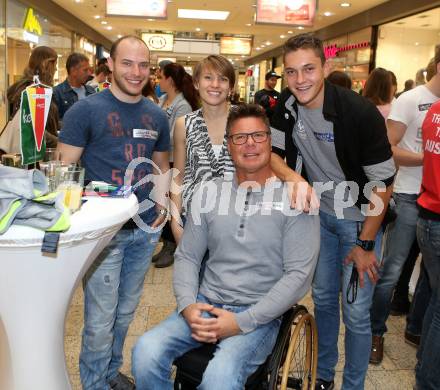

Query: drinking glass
left=55, top=166, right=85, bottom=212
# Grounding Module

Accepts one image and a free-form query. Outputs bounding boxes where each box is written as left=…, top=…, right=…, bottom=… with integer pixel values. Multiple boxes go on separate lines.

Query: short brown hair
left=226, top=104, right=269, bottom=136
left=193, top=55, right=235, bottom=89
left=66, top=52, right=89, bottom=74
left=110, top=35, right=149, bottom=60
left=283, top=33, right=326, bottom=64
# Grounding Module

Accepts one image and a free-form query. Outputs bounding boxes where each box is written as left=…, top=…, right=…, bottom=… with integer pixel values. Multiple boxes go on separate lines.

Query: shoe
left=369, top=335, right=384, bottom=364
left=109, top=372, right=135, bottom=390
left=315, top=378, right=334, bottom=390
left=154, top=240, right=176, bottom=268
left=404, top=330, right=420, bottom=347
left=151, top=238, right=165, bottom=263
left=390, top=299, right=410, bottom=316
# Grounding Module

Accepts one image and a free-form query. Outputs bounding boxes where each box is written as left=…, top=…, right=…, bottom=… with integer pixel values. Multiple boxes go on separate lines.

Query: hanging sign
left=20, top=86, right=52, bottom=164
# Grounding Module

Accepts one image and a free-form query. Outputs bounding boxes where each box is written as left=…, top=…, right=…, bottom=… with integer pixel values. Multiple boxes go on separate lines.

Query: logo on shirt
left=133, top=129, right=158, bottom=139
left=313, top=131, right=335, bottom=143
left=295, top=118, right=307, bottom=140
left=418, top=103, right=433, bottom=112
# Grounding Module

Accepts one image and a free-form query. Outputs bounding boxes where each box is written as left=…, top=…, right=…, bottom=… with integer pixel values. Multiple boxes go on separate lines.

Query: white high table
left=0, top=195, right=138, bottom=390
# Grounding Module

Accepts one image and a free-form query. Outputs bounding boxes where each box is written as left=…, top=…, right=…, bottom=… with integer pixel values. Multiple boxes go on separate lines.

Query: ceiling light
left=94, top=15, right=101, bottom=19
left=265, top=41, right=271, bottom=45
left=147, top=18, right=155, bottom=21
left=187, top=56, right=191, bottom=59
left=415, top=42, right=420, bottom=46
left=298, top=26, right=304, bottom=30
left=195, top=27, right=201, bottom=32
left=178, top=9, right=229, bottom=20
left=241, top=55, right=245, bottom=58
left=261, top=44, right=265, bottom=47
left=106, top=26, right=112, bottom=30
left=246, top=23, right=252, bottom=26
left=101, top=20, right=107, bottom=25
left=288, top=30, right=293, bottom=34
left=340, top=2, right=351, bottom=7
left=256, top=47, right=261, bottom=51
left=280, top=35, right=285, bottom=38
left=323, top=12, right=333, bottom=17
left=117, top=34, right=122, bottom=38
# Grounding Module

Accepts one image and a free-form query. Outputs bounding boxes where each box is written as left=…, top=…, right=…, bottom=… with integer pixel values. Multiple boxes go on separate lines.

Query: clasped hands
left=182, top=302, right=241, bottom=343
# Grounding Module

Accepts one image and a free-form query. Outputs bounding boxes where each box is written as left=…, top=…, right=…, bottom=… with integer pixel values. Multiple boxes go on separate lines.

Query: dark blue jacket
left=53, top=79, right=95, bottom=119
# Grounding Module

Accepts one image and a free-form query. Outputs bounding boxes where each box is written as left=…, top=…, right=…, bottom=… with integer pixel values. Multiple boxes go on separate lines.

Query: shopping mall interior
left=1, top=0, right=440, bottom=389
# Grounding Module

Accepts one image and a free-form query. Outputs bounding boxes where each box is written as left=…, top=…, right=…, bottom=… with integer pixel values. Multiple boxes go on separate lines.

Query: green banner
left=20, top=88, right=45, bottom=165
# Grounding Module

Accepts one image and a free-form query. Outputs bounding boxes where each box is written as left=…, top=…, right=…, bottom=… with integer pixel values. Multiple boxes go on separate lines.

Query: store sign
left=23, top=8, right=42, bottom=36
left=106, top=0, right=167, bottom=18
left=141, top=33, right=173, bottom=51
left=256, top=0, right=316, bottom=27
left=220, top=37, right=252, bottom=56
left=324, top=41, right=370, bottom=59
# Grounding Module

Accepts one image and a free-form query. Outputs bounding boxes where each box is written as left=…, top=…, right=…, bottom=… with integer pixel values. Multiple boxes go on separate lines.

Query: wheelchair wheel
left=279, top=308, right=317, bottom=390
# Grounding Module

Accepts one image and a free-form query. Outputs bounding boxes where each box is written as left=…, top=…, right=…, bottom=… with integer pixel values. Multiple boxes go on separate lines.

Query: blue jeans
left=132, top=294, right=281, bottom=390
left=415, top=218, right=440, bottom=390
left=370, top=193, right=419, bottom=336
left=312, top=211, right=382, bottom=390
left=406, top=260, right=431, bottom=336
left=80, top=227, right=161, bottom=390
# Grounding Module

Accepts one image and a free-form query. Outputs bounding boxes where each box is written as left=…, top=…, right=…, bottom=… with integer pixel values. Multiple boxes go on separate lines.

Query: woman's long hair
left=22, top=46, right=58, bottom=85
left=363, top=67, right=393, bottom=106
left=162, top=63, right=199, bottom=110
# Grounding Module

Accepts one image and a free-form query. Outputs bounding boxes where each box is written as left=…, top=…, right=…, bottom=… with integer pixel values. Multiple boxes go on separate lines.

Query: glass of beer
left=55, top=166, right=85, bottom=212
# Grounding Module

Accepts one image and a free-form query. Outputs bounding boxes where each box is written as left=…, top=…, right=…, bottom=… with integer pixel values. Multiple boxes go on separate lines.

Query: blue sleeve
left=154, top=112, right=170, bottom=152
left=58, top=101, right=91, bottom=147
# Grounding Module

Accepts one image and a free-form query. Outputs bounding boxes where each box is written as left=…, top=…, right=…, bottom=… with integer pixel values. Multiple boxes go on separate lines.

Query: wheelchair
left=174, top=304, right=318, bottom=390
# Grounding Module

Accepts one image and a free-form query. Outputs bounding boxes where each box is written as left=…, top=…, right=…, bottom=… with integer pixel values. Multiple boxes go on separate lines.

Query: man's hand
left=150, top=211, right=167, bottom=229
left=345, top=246, right=380, bottom=288
left=208, top=307, right=241, bottom=339
left=171, top=219, right=184, bottom=244
left=286, top=179, right=320, bottom=213
left=182, top=303, right=217, bottom=343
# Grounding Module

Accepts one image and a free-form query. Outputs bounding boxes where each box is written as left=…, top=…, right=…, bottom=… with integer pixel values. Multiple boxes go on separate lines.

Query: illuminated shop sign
left=324, top=41, right=370, bottom=59
left=106, top=0, right=167, bottom=18
left=23, top=8, right=42, bottom=36
left=141, top=33, right=174, bottom=51
left=220, top=37, right=252, bottom=56
left=256, top=0, right=317, bottom=27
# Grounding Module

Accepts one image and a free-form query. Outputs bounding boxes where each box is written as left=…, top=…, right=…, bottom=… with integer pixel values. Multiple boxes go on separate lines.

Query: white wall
left=376, top=25, right=438, bottom=91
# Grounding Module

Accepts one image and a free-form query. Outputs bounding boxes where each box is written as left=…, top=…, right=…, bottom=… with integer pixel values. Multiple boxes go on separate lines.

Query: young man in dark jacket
left=269, top=33, right=396, bottom=390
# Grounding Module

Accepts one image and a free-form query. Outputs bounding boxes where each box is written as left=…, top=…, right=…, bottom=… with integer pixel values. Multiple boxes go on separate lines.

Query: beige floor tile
left=65, top=335, right=81, bottom=375
left=65, top=304, right=84, bottom=336
left=152, top=265, right=174, bottom=284
left=383, top=334, right=418, bottom=370
left=139, top=283, right=176, bottom=306
left=71, top=286, right=84, bottom=306
left=127, top=305, right=150, bottom=336
left=69, top=374, right=81, bottom=390
left=368, top=369, right=415, bottom=389
left=147, top=305, right=176, bottom=329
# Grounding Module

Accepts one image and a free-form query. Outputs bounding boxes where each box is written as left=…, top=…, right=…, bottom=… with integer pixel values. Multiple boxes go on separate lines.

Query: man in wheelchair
left=132, top=104, right=320, bottom=390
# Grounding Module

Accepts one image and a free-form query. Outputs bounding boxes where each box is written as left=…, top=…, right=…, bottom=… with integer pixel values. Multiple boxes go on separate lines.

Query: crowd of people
left=0, top=33, right=439, bottom=390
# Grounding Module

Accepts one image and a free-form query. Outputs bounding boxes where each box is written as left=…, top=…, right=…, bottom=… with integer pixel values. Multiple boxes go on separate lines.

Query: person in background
left=369, top=50, right=440, bottom=365
left=396, top=79, right=415, bottom=98
left=155, top=59, right=173, bottom=98
left=254, top=70, right=281, bottom=120
left=56, top=35, right=170, bottom=390
left=53, top=52, right=95, bottom=120
left=414, top=98, right=440, bottom=390
left=142, top=74, right=159, bottom=104
left=2, top=46, right=59, bottom=153
left=87, top=63, right=111, bottom=90
left=153, top=63, right=199, bottom=268
left=326, top=70, right=352, bottom=89
left=362, top=67, right=394, bottom=119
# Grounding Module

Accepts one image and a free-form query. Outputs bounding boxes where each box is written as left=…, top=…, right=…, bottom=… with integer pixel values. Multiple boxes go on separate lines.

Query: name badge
left=133, top=129, right=158, bottom=139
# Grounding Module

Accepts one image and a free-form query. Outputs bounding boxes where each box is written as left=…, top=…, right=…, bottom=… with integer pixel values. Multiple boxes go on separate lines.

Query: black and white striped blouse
left=182, top=108, right=235, bottom=214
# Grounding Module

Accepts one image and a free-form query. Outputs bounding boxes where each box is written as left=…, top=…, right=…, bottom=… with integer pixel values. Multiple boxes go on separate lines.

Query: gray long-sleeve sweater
left=173, top=175, right=320, bottom=333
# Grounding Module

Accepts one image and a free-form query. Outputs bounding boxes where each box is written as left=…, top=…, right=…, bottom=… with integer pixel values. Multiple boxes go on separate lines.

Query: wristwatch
left=158, top=208, right=168, bottom=217
left=356, top=238, right=375, bottom=251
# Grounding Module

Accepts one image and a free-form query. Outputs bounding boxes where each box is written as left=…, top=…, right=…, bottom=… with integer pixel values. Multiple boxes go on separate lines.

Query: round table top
left=0, top=194, right=139, bottom=246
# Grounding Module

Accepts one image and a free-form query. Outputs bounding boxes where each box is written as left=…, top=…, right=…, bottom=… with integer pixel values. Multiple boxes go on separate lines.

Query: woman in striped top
left=171, top=55, right=236, bottom=243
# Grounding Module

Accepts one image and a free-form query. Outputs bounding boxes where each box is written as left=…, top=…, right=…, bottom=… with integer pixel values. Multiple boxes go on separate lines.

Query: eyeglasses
left=228, top=130, right=271, bottom=145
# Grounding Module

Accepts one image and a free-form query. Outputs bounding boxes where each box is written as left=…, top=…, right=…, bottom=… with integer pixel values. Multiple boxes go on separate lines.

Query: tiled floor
left=65, top=264, right=417, bottom=389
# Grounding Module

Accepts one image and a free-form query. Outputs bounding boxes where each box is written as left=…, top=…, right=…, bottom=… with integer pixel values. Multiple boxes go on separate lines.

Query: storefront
left=323, top=27, right=373, bottom=93
left=6, top=1, right=72, bottom=86
left=376, top=7, right=440, bottom=91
